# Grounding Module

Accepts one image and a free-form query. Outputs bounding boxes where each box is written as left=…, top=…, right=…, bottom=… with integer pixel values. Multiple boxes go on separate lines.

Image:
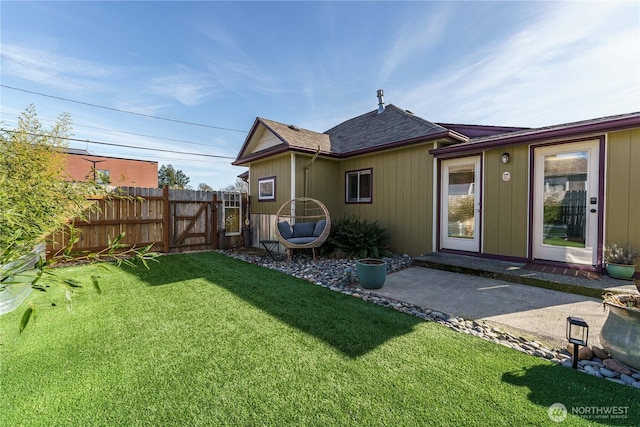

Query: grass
left=1, top=252, right=638, bottom=426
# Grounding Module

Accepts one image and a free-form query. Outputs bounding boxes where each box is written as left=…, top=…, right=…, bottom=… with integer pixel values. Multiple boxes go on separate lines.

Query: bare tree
left=197, top=183, right=214, bottom=192
left=220, top=177, right=248, bottom=193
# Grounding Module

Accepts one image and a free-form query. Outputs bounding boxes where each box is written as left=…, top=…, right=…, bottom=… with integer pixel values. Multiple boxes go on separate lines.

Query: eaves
left=430, top=112, right=640, bottom=158
left=233, top=130, right=465, bottom=166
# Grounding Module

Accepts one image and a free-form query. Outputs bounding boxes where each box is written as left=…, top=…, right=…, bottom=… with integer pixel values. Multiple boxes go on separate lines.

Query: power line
left=0, top=84, right=248, bottom=133
left=1, top=54, right=160, bottom=117
left=1, top=129, right=237, bottom=160
left=92, top=151, right=231, bottom=164
left=0, top=110, right=229, bottom=148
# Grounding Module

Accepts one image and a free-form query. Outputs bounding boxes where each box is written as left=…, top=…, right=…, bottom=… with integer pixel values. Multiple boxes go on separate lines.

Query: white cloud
left=377, top=5, right=452, bottom=83
left=147, top=67, right=217, bottom=106
left=1, top=43, right=126, bottom=89
left=397, top=2, right=640, bottom=126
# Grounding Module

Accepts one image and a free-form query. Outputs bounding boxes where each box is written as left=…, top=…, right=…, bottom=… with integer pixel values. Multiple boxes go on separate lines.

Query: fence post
left=213, top=193, right=219, bottom=249
left=163, top=185, right=170, bottom=253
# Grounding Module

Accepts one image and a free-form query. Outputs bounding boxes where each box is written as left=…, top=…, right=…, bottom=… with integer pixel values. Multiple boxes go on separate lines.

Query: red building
left=65, top=150, right=158, bottom=188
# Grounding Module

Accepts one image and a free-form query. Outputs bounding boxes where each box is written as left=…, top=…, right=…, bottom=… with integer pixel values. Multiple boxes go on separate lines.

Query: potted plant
left=356, top=258, right=387, bottom=289
left=600, top=293, right=640, bottom=370
left=604, top=244, right=639, bottom=280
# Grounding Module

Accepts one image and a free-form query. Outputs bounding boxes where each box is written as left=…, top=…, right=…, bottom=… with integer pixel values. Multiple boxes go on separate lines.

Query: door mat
left=523, top=263, right=602, bottom=280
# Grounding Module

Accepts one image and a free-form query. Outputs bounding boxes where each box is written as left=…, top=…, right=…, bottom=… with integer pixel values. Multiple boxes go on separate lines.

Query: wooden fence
left=559, top=190, right=586, bottom=239
left=47, top=187, right=248, bottom=257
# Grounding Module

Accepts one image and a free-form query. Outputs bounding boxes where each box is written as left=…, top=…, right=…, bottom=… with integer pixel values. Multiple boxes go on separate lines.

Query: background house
left=65, top=149, right=158, bottom=187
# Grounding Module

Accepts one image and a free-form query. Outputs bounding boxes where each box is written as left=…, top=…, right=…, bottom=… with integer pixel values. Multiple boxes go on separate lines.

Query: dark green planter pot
left=605, top=263, right=636, bottom=280
left=356, top=258, right=387, bottom=289
left=600, top=297, right=640, bottom=370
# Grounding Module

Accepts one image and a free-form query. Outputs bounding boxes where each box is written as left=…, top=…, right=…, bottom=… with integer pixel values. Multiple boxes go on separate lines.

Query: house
left=233, top=90, right=640, bottom=275
left=65, top=149, right=158, bottom=187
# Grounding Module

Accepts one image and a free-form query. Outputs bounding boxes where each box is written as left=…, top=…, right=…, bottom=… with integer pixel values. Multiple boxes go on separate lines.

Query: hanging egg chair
left=274, top=197, right=331, bottom=261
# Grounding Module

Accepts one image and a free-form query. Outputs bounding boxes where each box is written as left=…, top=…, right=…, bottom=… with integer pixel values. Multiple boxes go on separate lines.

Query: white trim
left=345, top=169, right=372, bottom=203
left=532, top=140, right=599, bottom=265
left=440, top=156, right=481, bottom=252
left=223, top=192, right=243, bottom=236
left=432, top=156, right=438, bottom=253
left=290, top=153, right=296, bottom=200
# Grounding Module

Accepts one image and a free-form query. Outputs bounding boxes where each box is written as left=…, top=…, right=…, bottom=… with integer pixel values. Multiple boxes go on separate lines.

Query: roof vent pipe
left=377, top=89, right=385, bottom=114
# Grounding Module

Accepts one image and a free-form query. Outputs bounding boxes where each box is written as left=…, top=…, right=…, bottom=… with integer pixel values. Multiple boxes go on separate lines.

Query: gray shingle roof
left=234, top=104, right=467, bottom=165
left=325, top=104, right=450, bottom=154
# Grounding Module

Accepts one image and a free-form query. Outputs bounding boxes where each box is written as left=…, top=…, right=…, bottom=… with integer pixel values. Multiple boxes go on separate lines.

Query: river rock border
left=220, top=250, right=640, bottom=389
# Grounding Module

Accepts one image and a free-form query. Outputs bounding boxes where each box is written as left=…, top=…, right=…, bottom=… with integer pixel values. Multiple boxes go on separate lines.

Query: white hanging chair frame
left=274, top=197, right=331, bottom=260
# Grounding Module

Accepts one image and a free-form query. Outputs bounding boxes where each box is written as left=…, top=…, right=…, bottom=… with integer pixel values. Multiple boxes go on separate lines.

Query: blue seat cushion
left=313, top=220, right=326, bottom=237
left=292, top=222, right=315, bottom=237
left=287, top=237, right=317, bottom=245
left=278, top=221, right=292, bottom=239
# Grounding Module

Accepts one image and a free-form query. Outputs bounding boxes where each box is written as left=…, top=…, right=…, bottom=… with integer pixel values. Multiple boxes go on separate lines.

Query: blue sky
left=2, top=1, right=639, bottom=189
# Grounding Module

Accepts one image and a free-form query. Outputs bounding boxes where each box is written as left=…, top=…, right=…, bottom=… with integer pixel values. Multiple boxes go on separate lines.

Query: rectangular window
left=224, top=192, right=242, bottom=235
left=96, top=169, right=110, bottom=184
left=345, top=169, right=372, bottom=203
left=258, top=176, right=276, bottom=201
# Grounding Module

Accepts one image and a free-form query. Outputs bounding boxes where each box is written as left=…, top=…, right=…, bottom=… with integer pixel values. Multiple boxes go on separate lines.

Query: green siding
left=296, top=155, right=341, bottom=215
left=338, top=145, right=434, bottom=256
left=606, top=130, right=640, bottom=272
left=249, top=155, right=291, bottom=214
left=244, top=126, right=640, bottom=263
left=482, top=146, right=529, bottom=258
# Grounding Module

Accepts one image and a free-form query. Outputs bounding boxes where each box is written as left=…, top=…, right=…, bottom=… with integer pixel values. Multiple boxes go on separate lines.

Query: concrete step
left=413, top=253, right=637, bottom=299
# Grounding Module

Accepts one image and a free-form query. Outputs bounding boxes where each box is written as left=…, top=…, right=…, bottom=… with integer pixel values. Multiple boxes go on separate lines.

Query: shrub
left=604, top=244, right=639, bottom=265
left=324, top=214, right=390, bottom=258
left=1, top=105, right=158, bottom=332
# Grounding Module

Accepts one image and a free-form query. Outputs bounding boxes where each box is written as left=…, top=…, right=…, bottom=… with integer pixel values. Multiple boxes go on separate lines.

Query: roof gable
left=260, top=118, right=331, bottom=153
left=233, top=118, right=330, bottom=165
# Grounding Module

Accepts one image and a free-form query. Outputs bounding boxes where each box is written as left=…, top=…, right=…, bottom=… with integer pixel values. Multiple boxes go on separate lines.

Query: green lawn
left=1, top=252, right=638, bottom=426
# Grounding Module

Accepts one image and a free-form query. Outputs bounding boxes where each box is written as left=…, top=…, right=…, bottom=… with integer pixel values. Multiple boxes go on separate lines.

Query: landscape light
left=566, top=316, right=589, bottom=369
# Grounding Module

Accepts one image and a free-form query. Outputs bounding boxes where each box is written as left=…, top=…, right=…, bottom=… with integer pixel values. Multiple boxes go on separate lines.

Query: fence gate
left=47, top=187, right=254, bottom=257
left=168, top=189, right=218, bottom=252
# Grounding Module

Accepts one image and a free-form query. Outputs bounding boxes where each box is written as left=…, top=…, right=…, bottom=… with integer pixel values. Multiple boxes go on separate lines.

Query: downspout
left=304, top=146, right=320, bottom=198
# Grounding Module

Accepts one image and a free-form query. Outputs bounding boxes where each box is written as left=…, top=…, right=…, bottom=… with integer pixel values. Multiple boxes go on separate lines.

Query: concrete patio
left=376, top=253, right=638, bottom=348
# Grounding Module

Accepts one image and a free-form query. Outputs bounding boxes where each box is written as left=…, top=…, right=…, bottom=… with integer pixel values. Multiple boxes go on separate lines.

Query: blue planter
left=356, top=259, right=387, bottom=289
left=605, top=263, right=636, bottom=280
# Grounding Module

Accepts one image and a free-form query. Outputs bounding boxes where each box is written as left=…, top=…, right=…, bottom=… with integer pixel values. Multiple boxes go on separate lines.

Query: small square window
left=346, top=169, right=372, bottom=203
left=258, top=177, right=276, bottom=201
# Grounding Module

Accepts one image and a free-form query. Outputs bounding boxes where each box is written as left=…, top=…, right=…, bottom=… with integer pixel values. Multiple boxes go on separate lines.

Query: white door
left=532, top=141, right=600, bottom=265
left=440, top=157, right=481, bottom=252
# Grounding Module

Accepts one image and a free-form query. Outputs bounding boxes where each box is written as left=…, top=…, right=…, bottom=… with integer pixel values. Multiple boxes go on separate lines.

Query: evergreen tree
left=158, top=164, right=190, bottom=189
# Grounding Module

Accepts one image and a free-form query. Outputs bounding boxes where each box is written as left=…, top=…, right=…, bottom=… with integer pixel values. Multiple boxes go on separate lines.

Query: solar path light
left=566, top=316, right=589, bottom=369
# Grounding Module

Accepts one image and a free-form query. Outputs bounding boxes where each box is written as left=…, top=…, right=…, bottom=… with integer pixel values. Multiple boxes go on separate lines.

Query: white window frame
left=345, top=168, right=372, bottom=203
left=223, top=192, right=242, bottom=236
